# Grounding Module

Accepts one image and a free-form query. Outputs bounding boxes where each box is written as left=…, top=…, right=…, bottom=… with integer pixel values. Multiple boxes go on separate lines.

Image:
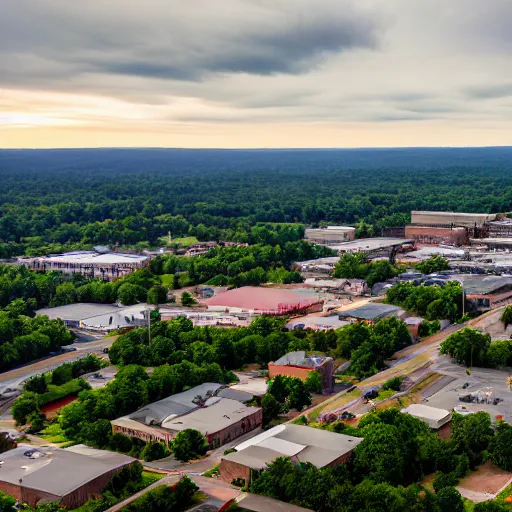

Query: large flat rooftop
left=0, top=444, right=134, bottom=498
left=328, top=237, right=413, bottom=252
left=338, top=302, right=402, bottom=321
left=203, top=286, right=322, bottom=312
left=225, top=424, right=362, bottom=470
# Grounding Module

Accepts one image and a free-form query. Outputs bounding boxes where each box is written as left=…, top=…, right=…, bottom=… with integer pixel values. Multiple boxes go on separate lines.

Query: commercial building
left=286, top=314, right=350, bottom=331
left=461, top=275, right=512, bottom=311
left=268, top=351, right=335, bottom=393
left=202, top=287, right=324, bottom=316
left=36, top=303, right=154, bottom=332
left=470, top=238, right=512, bottom=250
left=330, top=238, right=413, bottom=256
left=401, top=404, right=452, bottom=430
left=410, top=211, right=496, bottom=228
left=406, top=211, right=498, bottom=246
left=0, top=444, right=135, bottom=508
left=18, top=250, right=149, bottom=280
left=405, top=225, right=467, bottom=246
left=293, top=256, right=340, bottom=275
left=338, top=303, right=404, bottom=322
left=112, top=383, right=262, bottom=449
left=305, top=226, right=355, bottom=244
left=219, top=424, right=363, bottom=485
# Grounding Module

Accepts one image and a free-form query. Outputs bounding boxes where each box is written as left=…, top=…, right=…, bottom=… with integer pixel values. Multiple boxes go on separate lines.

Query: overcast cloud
left=1, top=0, right=512, bottom=148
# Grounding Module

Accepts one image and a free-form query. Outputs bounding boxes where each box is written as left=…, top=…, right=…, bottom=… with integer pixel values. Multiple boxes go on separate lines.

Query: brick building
left=220, top=425, right=362, bottom=486
left=405, top=225, right=467, bottom=246
left=0, top=444, right=135, bottom=508
left=268, top=351, right=335, bottom=394
left=112, top=383, right=262, bottom=449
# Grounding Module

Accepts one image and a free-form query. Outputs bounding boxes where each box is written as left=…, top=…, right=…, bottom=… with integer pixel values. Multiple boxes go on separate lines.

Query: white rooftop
left=32, top=251, right=148, bottom=265
left=401, top=404, right=452, bottom=429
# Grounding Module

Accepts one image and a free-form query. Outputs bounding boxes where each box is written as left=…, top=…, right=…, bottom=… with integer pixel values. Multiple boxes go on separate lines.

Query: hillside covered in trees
left=1, top=147, right=512, bottom=256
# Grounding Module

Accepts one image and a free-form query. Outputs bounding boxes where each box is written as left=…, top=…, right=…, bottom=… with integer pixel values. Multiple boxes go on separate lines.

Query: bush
left=261, top=393, right=282, bottom=425
left=418, top=320, right=441, bottom=338
left=433, top=472, right=459, bottom=492
left=172, top=429, right=209, bottom=462
left=141, top=441, right=168, bottom=462
left=51, top=364, right=73, bottom=385
left=12, top=392, right=40, bottom=426
left=436, top=487, right=464, bottom=512
left=110, top=433, right=133, bottom=453
left=382, top=376, right=404, bottom=392
left=24, top=375, right=48, bottom=394
left=304, top=370, right=323, bottom=394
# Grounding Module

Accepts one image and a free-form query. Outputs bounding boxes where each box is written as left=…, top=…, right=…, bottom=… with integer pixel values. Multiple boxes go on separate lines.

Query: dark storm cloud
left=0, top=0, right=379, bottom=85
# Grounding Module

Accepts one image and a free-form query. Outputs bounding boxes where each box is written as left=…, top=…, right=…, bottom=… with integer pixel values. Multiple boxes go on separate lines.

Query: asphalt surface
left=0, top=335, right=118, bottom=393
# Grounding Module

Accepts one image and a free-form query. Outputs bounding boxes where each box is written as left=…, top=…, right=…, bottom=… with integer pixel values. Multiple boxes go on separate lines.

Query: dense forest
left=1, top=147, right=512, bottom=256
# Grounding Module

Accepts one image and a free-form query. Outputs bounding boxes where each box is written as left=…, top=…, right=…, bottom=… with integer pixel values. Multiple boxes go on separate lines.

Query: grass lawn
left=160, top=274, right=175, bottom=288
left=158, top=236, right=199, bottom=247
left=494, top=482, right=512, bottom=510
left=39, top=422, right=74, bottom=445
left=141, top=471, right=165, bottom=485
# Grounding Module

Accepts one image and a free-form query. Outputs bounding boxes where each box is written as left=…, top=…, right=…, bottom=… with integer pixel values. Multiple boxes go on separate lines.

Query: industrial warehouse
left=111, top=383, right=262, bottom=448
left=219, top=425, right=363, bottom=485
left=18, top=249, right=149, bottom=280
left=0, top=445, right=135, bottom=508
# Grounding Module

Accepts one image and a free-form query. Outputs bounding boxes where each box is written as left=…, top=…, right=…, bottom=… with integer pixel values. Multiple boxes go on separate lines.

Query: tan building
left=111, top=383, right=262, bottom=449
left=405, top=225, right=468, bottom=246
left=305, top=226, right=355, bottom=244
left=220, top=425, right=363, bottom=486
left=410, top=211, right=496, bottom=228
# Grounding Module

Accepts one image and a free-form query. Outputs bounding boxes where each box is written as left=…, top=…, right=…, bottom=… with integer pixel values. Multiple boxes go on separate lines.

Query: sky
left=1, top=0, right=512, bottom=149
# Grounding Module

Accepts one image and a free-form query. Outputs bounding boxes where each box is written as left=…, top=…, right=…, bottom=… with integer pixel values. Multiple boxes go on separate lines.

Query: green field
left=158, top=235, right=199, bottom=247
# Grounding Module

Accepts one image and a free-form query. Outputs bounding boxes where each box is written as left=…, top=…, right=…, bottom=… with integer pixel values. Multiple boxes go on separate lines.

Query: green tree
left=261, top=393, right=282, bottom=425
left=415, top=255, right=450, bottom=274
left=473, top=501, right=509, bottom=512
left=117, top=283, right=146, bottom=305
left=354, top=422, right=405, bottom=485
left=436, top=487, right=464, bottom=512
left=12, top=392, right=40, bottom=426
left=488, top=421, right=512, bottom=471
left=51, top=363, right=73, bottom=385
left=181, top=292, right=196, bottom=307
left=287, top=378, right=312, bottom=411
left=0, top=491, right=16, bottom=512
left=147, top=285, right=167, bottom=305
left=486, top=339, right=512, bottom=368
left=141, top=441, right=168, bottom=462
left=172, top=429, right=209, bottom=462
left=440, top=328, right=491, bottom=367
left=24, top=374, right=48, bottom=394
left=451, top=412, right=493, bottom=467
left=500, top=305, right=512, bottom=329
left=304, top=370, right=323, bottom=394
left=267, top=375, right=289, bottom=403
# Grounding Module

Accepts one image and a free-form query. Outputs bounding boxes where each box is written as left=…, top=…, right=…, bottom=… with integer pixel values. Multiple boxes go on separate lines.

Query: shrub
left=382, top=376, right=404, bottom=392
left=433, top=472, right=459, bottom=492
left=172, top=429, right=208, bottom=462
left=141, top=441, right=168, bottom=462
left=110, top=433, right=133, bottom=453
left=24, top=375, right=48, bottom=394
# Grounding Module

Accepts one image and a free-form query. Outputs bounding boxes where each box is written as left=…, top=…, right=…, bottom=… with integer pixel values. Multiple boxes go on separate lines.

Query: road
left=0, top=335, right=118, bottom=393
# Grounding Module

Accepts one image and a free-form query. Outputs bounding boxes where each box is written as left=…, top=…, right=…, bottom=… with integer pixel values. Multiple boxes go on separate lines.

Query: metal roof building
left=0, top=444, right=135, bottom=508
left=411, top=211, right=496, bottom=227
left=338, top=303, right=403, bottom=321
left=220, top=425, right=362, bottom=484
left=401, top=404, right=452, bottom=429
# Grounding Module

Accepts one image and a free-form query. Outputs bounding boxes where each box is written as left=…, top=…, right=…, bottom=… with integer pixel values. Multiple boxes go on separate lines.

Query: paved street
left=0, top=335, right=118, bottom=393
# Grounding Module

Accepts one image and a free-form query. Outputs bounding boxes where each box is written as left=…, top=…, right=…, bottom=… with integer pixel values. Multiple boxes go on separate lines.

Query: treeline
left=251, top=408, right=512, bottom=512
left=440, top=328, right=512, bottom=368
left=0, top=299, right=75, bottom=372
left=386, top=281, right=463, bottom=322
left=336, top=318, right=412, bottom=379
left=3, top=148, right=512, bottom=257
left=11, top=354, right=107, bottom=426
left=150, top=240, right=334, bottom=287
left=333, top=253, right=402, bottom=287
